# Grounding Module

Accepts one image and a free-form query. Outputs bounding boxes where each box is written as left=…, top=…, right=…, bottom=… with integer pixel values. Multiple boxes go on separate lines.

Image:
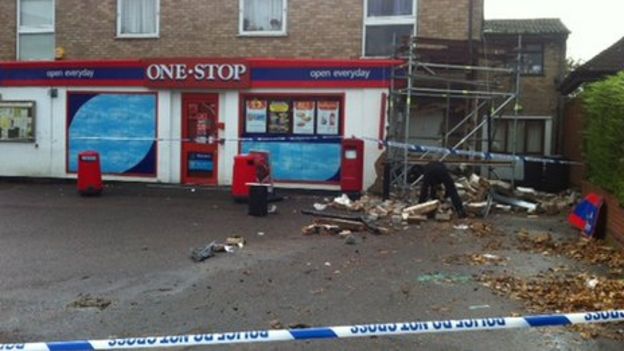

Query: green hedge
left=583, top=71, right=624, bottom=204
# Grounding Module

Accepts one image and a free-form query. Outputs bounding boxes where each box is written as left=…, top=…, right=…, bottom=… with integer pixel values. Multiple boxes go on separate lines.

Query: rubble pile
left=302, top=195, right=452, bottom=239
left=516, top=230, right=624, bottom=269
left=457, top=174, right=579, bottom=215
left=302, top=173, right=579, bottom=240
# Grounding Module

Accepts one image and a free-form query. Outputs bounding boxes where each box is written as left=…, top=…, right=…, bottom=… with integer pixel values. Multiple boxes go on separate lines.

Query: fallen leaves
left=444, top=253, right=507, bottom=266
left=68, top=294, right=112, bottom=311
left=478, top=273, right=624, bottom=340
left=516, top=230, right=624, bottom=269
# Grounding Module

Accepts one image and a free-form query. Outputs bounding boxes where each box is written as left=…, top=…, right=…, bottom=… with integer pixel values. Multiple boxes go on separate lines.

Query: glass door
left=181, top=94, right=219, bottom=185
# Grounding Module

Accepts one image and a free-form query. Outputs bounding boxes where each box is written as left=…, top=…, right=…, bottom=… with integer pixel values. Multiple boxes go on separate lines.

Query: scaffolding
left=386, top=35, right=525, bottom=196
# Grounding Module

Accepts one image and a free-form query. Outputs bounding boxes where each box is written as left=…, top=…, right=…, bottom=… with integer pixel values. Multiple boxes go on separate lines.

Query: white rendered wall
left=0, top=88, right=55, bottom=177
left=1, top=87, right=388, bottom=190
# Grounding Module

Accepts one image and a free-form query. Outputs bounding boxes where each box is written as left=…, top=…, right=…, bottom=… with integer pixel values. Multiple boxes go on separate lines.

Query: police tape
left=70, top=135, right=343, bottom=143
left=1, top=310, right=623, bottom=350
left=70, top=135, right=582, bottom=166
left=364, top=138, right=584, bottom=166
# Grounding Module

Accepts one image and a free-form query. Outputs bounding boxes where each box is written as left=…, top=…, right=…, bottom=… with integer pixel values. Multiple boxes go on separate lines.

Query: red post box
left=232, top=154, right=257, bottom=201
left=341, top=138, right=364, bottom=193
left=232, top=151, right=273, bottom=201
left=77, top=151, right=103, bottom=196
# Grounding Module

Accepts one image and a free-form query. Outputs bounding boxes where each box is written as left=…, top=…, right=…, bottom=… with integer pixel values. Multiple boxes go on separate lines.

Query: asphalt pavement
left=0, top=181, right=621, bottom=350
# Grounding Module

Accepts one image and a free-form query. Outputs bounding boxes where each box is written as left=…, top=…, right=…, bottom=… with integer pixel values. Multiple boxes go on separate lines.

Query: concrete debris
left=333, top=194, right=352, bottom=208
left=313, top=203, right=328, bottom=211
left=435, top=212, right=452, bottom=222
left=492, top=192, right=538, bottom=213
left=314, top=218, right=366, bottom=232
left=344, top=234, right=357, bottom=245
left=402, top=200, right=439, bottom=216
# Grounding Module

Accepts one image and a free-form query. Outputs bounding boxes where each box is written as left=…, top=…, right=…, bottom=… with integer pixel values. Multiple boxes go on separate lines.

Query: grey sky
left=485, top=0, right=624, bottom=62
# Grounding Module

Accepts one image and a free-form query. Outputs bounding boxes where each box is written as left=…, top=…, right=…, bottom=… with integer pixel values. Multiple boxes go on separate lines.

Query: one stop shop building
left=0, top=58, right=396, bottom=189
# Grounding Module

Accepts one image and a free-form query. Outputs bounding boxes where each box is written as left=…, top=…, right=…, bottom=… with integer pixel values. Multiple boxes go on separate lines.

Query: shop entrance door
left=181, top=93, right=219, bottom=185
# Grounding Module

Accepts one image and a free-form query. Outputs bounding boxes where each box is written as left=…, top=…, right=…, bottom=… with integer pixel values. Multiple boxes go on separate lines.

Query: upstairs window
left=117, top=0, right=160, bottom=38
left=17, top=0, right=55, bottom=60
left=364, top=0, right=416, bottom=57
left=507, top=44, right=544, bottom=75
left=240, top=0, right=287, bottom=36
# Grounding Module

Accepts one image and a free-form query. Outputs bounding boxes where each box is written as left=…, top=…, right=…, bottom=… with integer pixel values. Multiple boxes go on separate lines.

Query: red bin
left=77, top=151, right=103, bottom=196
left=341, top=138, right=364, bottom=193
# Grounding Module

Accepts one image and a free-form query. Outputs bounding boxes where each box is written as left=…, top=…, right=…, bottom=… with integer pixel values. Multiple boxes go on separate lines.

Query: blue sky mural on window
left=242, top=141, right=341, bottom=182
left=67, top=93, right=157, bottom=176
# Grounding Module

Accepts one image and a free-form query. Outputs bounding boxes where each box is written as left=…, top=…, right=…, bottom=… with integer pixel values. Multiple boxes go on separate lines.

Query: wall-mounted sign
left=144, top=60, right=250, bottom=89
left=0, top=101, right=35, bottom=142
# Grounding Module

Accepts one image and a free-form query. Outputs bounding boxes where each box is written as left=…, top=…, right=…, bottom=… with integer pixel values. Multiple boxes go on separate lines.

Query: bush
left=583, top=71, right=624, bottom=204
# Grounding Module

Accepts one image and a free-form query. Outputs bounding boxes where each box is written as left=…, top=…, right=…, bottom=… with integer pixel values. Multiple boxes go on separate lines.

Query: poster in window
left=293, top=101, right=315, bottom=134
left=317, top=101, right=339, bottom=135
left=268, top=101, right=291, bottom=134
left=245, top=100, right=268, bottom=133
left=0, top=101, right=35, bottom=142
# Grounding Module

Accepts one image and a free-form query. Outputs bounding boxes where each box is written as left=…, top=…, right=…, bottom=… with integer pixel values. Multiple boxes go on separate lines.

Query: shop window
left=240, top=0, right=287, bottom=36
left=0, top=101, right=36, bottom=142
left=506, top=44, right=544, bottom=75
left=491, top=119, right=545, bottom=155
left=363, top=0, right=415, bottom=57
left=17, top=0, right=55, bottom=60
left=242, top=96, right=341, bottom=136
left=117, top=0, right=160, bottom=38
left=241, top=95, right=343, bottom=183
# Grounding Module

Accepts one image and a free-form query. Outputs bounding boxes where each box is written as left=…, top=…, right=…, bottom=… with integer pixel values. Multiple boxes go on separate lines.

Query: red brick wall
left=0, top=0, right=17, bottom=60
left=582, top=181, right=624, bottom=248
left=0, top=0, right=483, bottom=61
left=418, top=0, right=483, bottom=40
left=562, top=98, right=587, bottom=187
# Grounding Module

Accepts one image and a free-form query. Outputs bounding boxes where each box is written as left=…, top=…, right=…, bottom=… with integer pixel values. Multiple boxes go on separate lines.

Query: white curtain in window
left=20, top=0, right=54, bottom=28
left=121, top=0, right=157, bottom=34
left=243, top=0, right=283, bottom=31
left=368, top=0, right=412, bottom=17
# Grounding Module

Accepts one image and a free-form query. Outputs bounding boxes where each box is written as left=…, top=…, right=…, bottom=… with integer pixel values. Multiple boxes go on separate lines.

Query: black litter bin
left=542, top=156, right=570, bottom=193
left=522, top=160, right=544, bottom=189
left=248, top=183, right=269, bottom=217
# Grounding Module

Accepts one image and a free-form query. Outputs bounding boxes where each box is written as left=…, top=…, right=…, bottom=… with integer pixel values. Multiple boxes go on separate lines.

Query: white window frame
left=239, top=0, right=288, bottom=37
left=16, top=0, right=56, bottom=61
left=116, top=0, right=160, bottom=39
left=362, top=0, right=417, bottom=58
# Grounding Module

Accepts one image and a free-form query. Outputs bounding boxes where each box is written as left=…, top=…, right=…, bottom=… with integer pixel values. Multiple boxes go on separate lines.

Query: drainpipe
left=468, top=0, right=474, bottom=64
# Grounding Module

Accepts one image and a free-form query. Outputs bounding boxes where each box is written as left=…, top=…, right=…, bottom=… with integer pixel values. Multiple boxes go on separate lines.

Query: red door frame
left=181, top=93, right=219, bottom=185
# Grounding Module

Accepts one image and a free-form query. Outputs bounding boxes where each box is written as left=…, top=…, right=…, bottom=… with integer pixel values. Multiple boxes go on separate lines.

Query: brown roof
left=484, top=18, right=570, bottom=35
left=559, top=37, right=624, bottom=94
